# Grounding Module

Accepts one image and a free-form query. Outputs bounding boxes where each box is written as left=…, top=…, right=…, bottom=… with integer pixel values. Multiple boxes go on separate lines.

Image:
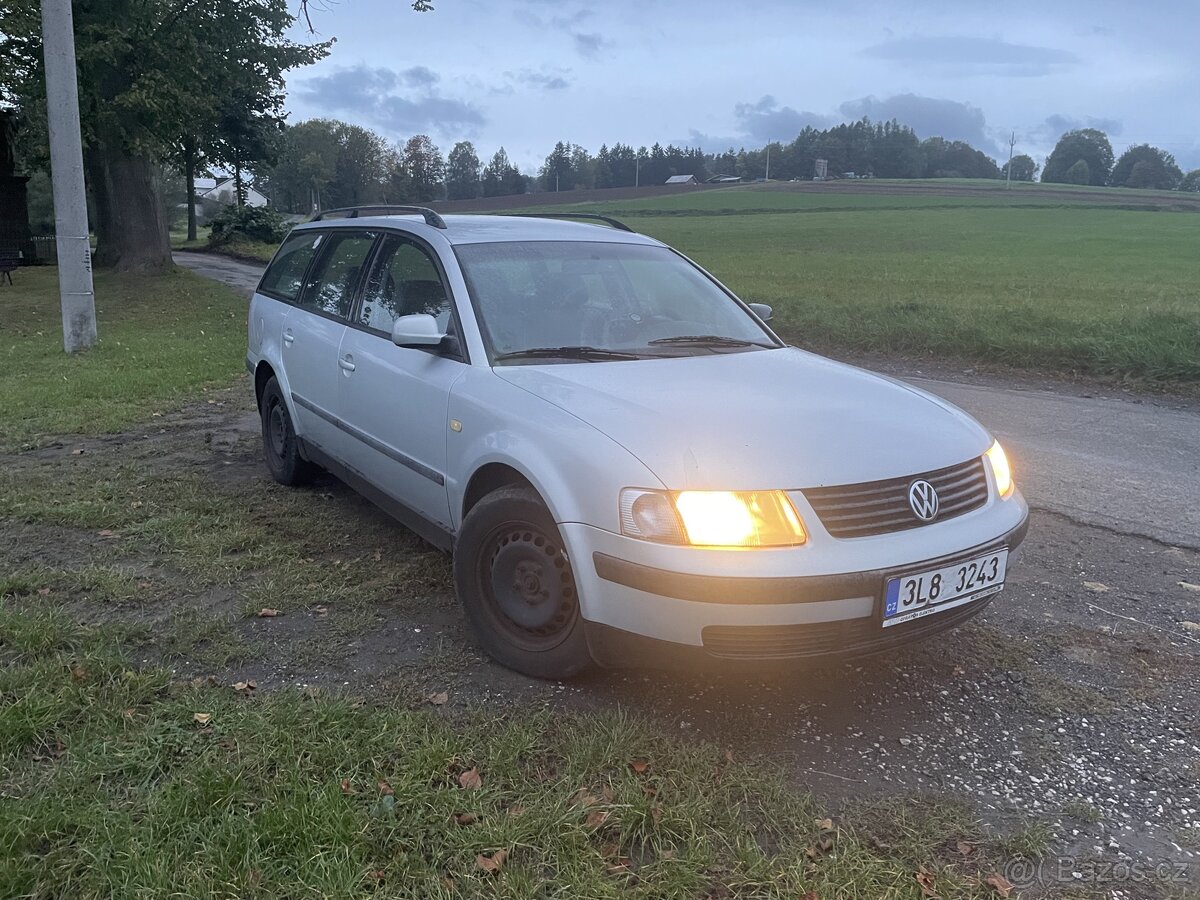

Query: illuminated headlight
left=620, top=489, right=807, bottom=547
left=985, top=440, right=1014, bottom=498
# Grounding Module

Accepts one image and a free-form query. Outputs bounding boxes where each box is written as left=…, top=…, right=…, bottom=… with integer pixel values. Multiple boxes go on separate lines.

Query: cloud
left=733, top=96, right=834, bottom=142
left=507, top=67, right=572, bottom=91
left=294, top=64, right=485, bottom=140
left=572, top=32, right=614, bottom=58
left=1033, top=113, right=1124, bottom=143
left=840, top=93, right=1000, bottom=154
left=520, top=5, right=614, bottom=59
left=862, top=35, right=1079, bottom=76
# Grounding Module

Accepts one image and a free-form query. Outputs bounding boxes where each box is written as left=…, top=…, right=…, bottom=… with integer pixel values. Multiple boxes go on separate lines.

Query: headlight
left=620, top=489, right=807, bottom=547
left=985, top=440, right=1014, bottom=498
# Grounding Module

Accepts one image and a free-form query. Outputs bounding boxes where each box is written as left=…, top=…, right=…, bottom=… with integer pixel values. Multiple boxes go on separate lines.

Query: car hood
left=494, top=347, right=992, bottom=490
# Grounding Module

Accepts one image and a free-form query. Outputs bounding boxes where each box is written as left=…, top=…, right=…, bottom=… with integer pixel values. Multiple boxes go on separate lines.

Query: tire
left=454, top=485, right=594, bottom=679
left=259, top=376, right=317, bottom=486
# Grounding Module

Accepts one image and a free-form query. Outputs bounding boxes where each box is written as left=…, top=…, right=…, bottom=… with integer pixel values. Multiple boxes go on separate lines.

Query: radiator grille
left=802, top=457, right=988, bottom=539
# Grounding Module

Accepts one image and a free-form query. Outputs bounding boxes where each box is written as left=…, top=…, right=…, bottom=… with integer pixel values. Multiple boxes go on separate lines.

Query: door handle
left=338, top=355, right=356, bottom=372
left=283, top=328, right=294, bottom=345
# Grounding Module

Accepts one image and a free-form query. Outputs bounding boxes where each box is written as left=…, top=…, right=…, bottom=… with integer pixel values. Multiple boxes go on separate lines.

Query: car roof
left=291, top=213, right=665, bottom=247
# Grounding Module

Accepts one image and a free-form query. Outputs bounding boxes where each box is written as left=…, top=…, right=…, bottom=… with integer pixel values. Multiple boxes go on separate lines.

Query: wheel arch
left=254, top=361, right=277, bottom=411
left=461, top=463, right=537, bottom=522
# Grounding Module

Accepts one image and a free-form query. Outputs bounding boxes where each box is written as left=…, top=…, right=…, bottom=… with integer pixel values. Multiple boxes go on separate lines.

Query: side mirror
left=392, top=313, right=445, bottom=347
left=748, top=302, right=773, bottom=324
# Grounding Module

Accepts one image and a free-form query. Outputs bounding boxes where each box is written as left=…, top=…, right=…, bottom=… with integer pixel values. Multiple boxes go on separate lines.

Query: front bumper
left=565, top=502, right=1028, bottom=666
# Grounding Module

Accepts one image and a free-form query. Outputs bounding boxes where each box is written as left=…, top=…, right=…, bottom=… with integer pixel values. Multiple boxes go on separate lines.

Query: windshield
left=454, top=241, right=777, bottom=363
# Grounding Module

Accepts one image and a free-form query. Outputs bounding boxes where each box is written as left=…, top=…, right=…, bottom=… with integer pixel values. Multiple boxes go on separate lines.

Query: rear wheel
left=454, top=486, right=593, bottom=679
left=259, top=376, right=317, bottom=486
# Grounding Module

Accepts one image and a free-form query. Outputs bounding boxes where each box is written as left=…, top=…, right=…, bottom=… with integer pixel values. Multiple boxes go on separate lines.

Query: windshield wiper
left=494, top=345, right=645, bottom=362
left=648, top=334, right=771, bottom=348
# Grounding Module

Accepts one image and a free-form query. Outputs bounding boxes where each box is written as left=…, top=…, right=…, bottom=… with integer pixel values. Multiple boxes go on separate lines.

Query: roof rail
left=311, top=205, right=448, bottom=229
left=511, top=212, right=634, bottom=233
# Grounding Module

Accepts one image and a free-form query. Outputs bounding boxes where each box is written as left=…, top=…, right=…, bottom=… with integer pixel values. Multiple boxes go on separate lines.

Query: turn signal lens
left=985, top=440, right=1014, bottom=498
left=620, top=488, right=806, bottom=547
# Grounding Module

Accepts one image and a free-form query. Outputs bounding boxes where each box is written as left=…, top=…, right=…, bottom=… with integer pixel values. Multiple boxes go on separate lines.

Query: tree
left=1001, top=154, right=1038, bottom=182
left=481, top=147, right=526, bottom=197
left=919, top=137, right=1000, bottom=179
left=1109, top=144, right=1182, bottom=190
left=1063, top=159, right=1091, bottom=185
left=1180, top=170, right=1200, bottom=193
left=445, top=141, right=481, bottom=200
left=1041, top=129, right=1113, bottom=186
left=0, top=0, right=329, bottom=272
left=398, top=135, right=444, bottom=202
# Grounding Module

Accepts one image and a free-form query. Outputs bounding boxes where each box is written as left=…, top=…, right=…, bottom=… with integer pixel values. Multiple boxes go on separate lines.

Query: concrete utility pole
left=764, top=140, right=771, bottom=181
left=41, top=0, right=97, bottom=353
left=1005, top=131, right=1016, bottom=190
left=635, top=154, right=640, bottom=188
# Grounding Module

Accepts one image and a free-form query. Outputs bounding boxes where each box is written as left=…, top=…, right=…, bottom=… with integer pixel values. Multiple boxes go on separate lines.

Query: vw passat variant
left=247, top=206, right=1028, bottom=678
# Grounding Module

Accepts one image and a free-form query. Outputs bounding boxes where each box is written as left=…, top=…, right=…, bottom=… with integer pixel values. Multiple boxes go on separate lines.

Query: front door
left=337, top=234, right=465, bottom=531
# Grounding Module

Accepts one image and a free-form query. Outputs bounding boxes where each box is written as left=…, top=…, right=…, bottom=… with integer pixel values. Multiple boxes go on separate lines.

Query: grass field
left=0, top=267, right=247, bottom=449
left=528, top=181, right=1200, bottom=385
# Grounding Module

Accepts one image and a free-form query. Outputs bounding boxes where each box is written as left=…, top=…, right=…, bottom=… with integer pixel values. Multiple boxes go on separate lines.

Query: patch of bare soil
left=3, top=391, right=1198, bottom=893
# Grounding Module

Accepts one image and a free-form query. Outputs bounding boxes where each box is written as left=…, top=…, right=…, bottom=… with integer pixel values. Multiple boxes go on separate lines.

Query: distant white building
left=664, top=174, right=699, bottom=185
left=194, top=177, right=269, bottom=208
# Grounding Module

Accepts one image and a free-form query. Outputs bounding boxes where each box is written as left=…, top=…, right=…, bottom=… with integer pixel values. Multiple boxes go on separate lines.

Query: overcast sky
left=286, top=0, right=1200, bottom=174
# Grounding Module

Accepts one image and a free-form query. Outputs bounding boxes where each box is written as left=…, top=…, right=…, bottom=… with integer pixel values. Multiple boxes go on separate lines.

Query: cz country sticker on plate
left=883, top=549, right=1008, bottom=628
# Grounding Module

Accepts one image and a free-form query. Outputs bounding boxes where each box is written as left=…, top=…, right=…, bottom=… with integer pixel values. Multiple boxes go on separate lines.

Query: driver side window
left=359, top=236, right=453, bottom=336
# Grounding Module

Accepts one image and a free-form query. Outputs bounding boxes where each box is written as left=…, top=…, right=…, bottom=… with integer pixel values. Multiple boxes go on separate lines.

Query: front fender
left=446, top=368, right=664, bottom=533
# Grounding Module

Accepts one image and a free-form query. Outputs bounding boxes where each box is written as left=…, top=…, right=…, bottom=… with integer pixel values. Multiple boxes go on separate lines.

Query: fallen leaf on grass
left=193, top=713, right=212, bottom=727
left=257, top=608, right=281, bottom=618
left=373, top=548, right=382, bottom=562
left=817, top=836, right=834, bottom=853
left=814, top=817, right=834, bottom=832
left=650, top=805, right=662, bottom=824
left=231, top=680, right=257, bottom=693
left=507, top=804, right=525, bottom=818
left=377, top=780, right=394, bottom=796
left=426, top=691, right=448, bottom=706
left=453, top=812, right=477, bottom=826
left=915, top=868, right=938, bottom=897
left=37, top=587, right=51, bottom=596
left=1083, top=581, right=1108, bottom=593
left=71, top=448, right=85, bottom=455
left=585, top=810, right=610, bottom=827
left=955, top=840, right=975, bottom=855
left=340, top=778, right=355, bottom=795
left=457, top=767, right=482, bottom=790
left=475, top=849, right=507, bottom=875
left=97, top=529, right=118, bottom=538
left=441, top=875, right=456, bottom=890
left=984, top=873, right=1014, bottom=897
left=628, top=758, right=649, bottom=774
left=69, top=664, right=88, bottom=681
left=800, top=892, right=820, bottom=900
left=1178, top=582, right=1200, bottom=593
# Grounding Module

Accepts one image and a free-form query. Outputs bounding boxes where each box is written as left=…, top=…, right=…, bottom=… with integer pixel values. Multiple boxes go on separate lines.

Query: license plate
left=883, top=549, right=1008, bottom=627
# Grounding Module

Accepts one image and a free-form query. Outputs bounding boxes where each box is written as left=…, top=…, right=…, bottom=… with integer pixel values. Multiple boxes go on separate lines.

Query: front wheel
left=454, top=486, right=594, bottom=679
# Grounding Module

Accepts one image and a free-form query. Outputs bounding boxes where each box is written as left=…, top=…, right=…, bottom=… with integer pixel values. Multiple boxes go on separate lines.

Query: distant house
left=706, top=174, right=741, bottom=184
left=195, top=177, right=269, bottom=208
left=665, top=174, right=699, bottom=185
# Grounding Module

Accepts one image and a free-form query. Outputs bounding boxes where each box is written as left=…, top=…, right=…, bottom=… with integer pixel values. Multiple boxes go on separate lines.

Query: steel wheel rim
left=267, top=401, right=288, bottom=459
left=480, top=522, right=577, bottom=651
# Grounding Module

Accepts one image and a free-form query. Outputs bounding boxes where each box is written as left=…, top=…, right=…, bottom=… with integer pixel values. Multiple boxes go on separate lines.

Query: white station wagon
left=247, top=206, right=1028, bottom=678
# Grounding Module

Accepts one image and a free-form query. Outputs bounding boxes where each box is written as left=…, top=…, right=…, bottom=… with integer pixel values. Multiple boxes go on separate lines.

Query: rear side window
left=259, top=231, right=322, bottom=301
left=298, top=231, right=379, bottom=320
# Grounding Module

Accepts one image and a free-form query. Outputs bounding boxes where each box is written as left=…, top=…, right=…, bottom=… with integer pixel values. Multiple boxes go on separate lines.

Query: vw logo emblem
left=908, top=480, right=940, bottom=521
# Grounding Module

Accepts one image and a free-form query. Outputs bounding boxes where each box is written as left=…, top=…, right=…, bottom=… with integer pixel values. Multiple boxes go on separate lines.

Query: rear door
left=284, top=229, right=380, bottom=456
left=336, top=233, right=466, bottom=530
